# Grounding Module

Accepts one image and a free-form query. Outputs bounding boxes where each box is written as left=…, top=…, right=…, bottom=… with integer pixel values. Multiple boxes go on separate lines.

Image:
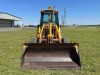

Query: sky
left=0, top=0, right=100, bottom=25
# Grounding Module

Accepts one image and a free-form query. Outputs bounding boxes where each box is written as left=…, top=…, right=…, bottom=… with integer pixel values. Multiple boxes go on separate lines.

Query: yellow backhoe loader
left=20, top=7, right=81, bottom=70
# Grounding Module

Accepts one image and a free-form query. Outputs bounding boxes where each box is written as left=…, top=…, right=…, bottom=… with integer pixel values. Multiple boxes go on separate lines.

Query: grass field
left=0, top=27, right=100, bottom=75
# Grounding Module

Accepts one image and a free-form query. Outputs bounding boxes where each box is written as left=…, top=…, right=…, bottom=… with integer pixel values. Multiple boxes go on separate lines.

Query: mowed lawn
left=0, top=27, right=100, bottom=75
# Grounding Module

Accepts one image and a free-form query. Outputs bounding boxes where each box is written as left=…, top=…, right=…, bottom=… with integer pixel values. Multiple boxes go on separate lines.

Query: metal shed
left=0, top=12, right=22, bottom=27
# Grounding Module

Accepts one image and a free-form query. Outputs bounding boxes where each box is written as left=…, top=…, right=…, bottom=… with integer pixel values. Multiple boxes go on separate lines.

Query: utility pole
left=61, top=15, right=64, bottom=26
left=64, top=7, right=67, bottom=26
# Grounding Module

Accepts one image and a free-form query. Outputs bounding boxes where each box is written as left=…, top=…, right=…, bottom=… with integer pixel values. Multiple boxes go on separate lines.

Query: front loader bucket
left=21, top=43, right=81, bottom=70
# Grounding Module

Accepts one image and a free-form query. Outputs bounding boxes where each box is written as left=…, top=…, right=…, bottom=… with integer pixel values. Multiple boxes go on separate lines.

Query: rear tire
left=62, top=38, right=69, bottom=43
left=31, top=38, right=36, bottom=43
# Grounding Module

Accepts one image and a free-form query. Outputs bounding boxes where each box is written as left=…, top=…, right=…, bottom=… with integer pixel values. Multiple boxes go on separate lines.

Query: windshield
left=43, top=13, right=51, bottom=22
left=42, top=11, right=57, bottom=23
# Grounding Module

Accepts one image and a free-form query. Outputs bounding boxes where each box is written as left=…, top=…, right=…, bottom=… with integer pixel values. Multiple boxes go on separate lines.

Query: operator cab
left=40, top=7, right=59, bottom=27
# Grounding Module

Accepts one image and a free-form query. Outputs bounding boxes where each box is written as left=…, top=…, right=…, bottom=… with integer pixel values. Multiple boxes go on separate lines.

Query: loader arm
left=37, top=22, right=62, bottom=43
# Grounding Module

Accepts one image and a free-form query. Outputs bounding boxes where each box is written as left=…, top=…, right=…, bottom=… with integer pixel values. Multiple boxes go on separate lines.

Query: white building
left=0, top=12, right=22, bottom=27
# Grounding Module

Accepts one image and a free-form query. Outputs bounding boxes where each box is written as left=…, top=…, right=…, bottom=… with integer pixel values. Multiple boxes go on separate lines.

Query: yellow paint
left=74, top=45, right=79, bottom=54
left=38, top=25, right=45, bottom=39
left=48, top=6, right=51, bottom=10
left=56, top=25, right=62, bottom=39
left=38, top=22, right=62, bottom=40
left=48, top=23, right=53, bottom=38
left=49, top=23, right=52, bottom=36
left=41, top=10, right=44, bottom=12
left=23, top=45, right=28, bottom=49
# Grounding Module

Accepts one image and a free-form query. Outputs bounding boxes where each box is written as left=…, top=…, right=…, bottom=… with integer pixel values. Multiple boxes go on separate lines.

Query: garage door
left=0, top=19, right=12, bottom=27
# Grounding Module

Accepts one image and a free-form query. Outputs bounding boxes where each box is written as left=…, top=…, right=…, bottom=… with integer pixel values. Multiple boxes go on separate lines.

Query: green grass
left=0, top=27, right=100, bottom=75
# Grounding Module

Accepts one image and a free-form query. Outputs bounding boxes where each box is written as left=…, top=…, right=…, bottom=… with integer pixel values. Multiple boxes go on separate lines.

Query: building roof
left=0, top=12, right=22, bottom=21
